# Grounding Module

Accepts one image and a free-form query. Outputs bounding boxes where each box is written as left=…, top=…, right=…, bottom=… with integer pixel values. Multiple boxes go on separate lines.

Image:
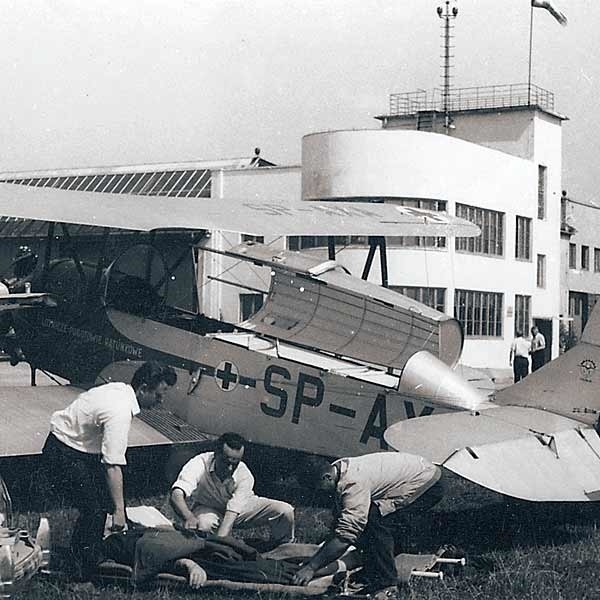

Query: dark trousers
left=513, top=355, right=529, bottom=382
left=531, top=350, right=545, bottom=372
left=355, top=473, right=445, bottom=589
left=42, top=433, right=110, bottom=565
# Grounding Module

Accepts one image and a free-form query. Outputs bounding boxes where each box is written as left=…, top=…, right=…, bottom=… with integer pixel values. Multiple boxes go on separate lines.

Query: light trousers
left=192, top=496, right=295, bottom=542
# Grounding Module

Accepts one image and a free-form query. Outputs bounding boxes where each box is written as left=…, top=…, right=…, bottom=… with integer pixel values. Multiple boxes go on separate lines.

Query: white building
left=212, top=84, right=566, bottom=372
left=0, top=83, right=573, bottom=374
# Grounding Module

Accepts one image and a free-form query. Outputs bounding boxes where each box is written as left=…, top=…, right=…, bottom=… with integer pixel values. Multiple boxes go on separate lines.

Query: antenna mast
left=437, top=1, right=458, bottom=132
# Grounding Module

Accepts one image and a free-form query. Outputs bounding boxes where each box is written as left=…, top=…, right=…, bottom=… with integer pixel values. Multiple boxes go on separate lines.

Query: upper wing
left=0, top=183, right=480, bottom=237
left=0, top=384, right=211, bottom=458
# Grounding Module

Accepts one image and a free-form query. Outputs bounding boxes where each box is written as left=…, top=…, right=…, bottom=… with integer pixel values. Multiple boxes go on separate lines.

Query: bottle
left=0, top=529, right=16, bottom=599
left=35, top=518, right=51, bottom=569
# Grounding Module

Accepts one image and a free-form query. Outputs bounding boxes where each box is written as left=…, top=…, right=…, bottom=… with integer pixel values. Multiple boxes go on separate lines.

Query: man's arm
left=170, top=487, right=201, bottom=529
left=215, top=510, right=238, bottom=537
left=292, top=536, right=350, bottom=585
left=105, top=464, right=126, bottom=529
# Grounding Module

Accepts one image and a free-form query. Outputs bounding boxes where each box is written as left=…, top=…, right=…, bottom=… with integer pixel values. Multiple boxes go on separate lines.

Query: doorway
left=533, top=318, right=553, bottom=363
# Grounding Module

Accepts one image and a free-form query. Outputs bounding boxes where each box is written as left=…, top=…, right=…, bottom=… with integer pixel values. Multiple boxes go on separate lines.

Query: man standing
left=169, top=432, right=294, bottom=544
left=509, top=330, right=530, bottom=383
left=42, top=361, right=177, bottom=575
left=530, top=325, right=547, bottom=372
left=292, top=452, right=444, bottom=599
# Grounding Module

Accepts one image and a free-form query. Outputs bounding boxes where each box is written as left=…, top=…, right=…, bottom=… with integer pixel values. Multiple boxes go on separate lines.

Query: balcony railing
left=389, top=83, right=555, bottom=116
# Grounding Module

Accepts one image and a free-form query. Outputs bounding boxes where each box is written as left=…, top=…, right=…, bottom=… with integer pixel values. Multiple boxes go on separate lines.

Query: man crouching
left=169, top=432, right=295, bottom=544
left=293, top=452, right=444, bottom=599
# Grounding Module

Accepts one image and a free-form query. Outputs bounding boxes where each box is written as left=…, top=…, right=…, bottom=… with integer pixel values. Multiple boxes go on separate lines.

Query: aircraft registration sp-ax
left=2, top=183, right=600, bottom=504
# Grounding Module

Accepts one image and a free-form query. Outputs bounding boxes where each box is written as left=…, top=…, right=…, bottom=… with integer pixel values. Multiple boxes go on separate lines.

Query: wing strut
left=361, top=236, right=389, bottom=288
left=327, top=237, right=336, bottom=261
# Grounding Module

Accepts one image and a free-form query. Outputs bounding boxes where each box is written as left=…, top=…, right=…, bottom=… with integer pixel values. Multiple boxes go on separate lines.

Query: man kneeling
left=169, top=432, right=294, bottom=544
left=293, top=452, right=444, bottom=599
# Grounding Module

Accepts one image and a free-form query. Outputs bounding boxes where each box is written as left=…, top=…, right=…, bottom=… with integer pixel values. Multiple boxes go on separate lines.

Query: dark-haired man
left=42, top=361, right=177, bottom=574
left=292, top=452, right=444, bottom=599
left=169, top=432, right=294, bottom=543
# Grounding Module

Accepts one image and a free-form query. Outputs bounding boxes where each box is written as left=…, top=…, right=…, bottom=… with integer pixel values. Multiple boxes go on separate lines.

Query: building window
left=455, top=204, right=504, bottom=257
left=454, top=289, right=503, bottom=337
left=569, top=243, right=577, bottom=269
left=595, top=248, right=600, bottom=273
left=582, top=245, right=590, bottom=271
left=239, top=293, right=264, bottom=321
left=391, top=286, right=446, bottom=313
left=514, top=295, right=531, bottom=336
left=515, top=216, right=532, bottom=261
left=537, top=254, right=546, bottom=288
left=241, top=234, right=264, bottom=244
left=288, top=199, right=447, bottom=251
left=537, top=165, right=547, bottom=220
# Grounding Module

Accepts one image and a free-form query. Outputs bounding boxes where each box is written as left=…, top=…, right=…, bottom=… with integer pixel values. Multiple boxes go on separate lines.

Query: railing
left=389, top=83, right=555, bottom=116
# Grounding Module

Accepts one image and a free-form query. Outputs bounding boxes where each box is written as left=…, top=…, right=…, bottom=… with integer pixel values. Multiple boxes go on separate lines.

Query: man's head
left=131, top=361, right=177, bottom=409
left=531, top=326, right=539, bottom=336
left=214, top=432, right=246, bottom=480
left=515, top=330, right=523, bottom=338
left=299, top=456, right=337, bottom=492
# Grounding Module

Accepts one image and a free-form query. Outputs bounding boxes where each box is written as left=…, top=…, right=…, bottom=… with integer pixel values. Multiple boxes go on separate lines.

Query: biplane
left=0, top=182, right=484, bottom=463
left=0, top=180, right=598, bottom=504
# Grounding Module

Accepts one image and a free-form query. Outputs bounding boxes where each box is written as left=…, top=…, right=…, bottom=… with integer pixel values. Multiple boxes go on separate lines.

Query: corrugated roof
left=0, top=155, right=275, bottom=238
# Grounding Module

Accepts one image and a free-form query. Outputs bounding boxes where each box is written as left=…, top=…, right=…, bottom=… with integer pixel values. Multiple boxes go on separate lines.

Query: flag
left=531, top=0, right=568, bottom=26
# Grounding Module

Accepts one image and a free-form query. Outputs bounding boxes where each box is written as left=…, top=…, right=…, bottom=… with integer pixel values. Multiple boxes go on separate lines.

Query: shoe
left=370, top=585, right=402, bottom=600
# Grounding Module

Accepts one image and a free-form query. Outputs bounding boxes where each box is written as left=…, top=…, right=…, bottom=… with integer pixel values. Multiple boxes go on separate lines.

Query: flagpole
left=528, top=2, right=534, bottom=104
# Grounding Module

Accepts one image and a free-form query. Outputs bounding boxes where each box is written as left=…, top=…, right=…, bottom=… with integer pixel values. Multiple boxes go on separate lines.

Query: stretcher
left=94, top=542, right=465, bottom=595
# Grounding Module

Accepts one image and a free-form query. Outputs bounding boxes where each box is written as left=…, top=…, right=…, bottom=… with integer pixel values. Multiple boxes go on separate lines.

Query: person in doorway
left=292, top=452, right=444, bottom=600
left=42, top=361, right=177, bottom=576
left=530, top=325, right=547, bottom=372
left=509, top=330, right=530, bottom=382
left=169, top=432, right=295, bottom=544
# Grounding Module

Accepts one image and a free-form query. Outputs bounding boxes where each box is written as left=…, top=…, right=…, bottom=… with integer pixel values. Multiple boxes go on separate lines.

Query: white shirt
left=50, top=382, right=140, bottom=465
left=511, top=337, right=531, bottom=358
left=172, top=451, right=255, bottom=515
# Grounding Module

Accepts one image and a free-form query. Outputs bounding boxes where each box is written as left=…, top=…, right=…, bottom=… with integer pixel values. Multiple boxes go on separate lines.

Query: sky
left=0, top=0, right=596, bottom=200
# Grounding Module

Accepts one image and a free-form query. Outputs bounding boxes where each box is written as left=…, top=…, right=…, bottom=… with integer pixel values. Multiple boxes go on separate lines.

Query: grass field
left=5, top=450, right=600, bottom=600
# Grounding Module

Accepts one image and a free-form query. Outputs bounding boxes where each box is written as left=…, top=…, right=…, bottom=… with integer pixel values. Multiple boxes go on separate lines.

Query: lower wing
left=385, top=406, right=600, bottom=502
left=0, top=385, right=211, bottom=458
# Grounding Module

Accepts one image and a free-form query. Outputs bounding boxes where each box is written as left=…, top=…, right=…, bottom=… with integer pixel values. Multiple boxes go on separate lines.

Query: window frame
left=582, top=245, right=590, bottom=271
left=455, top=203, right=504, bottom=257
left=515, top=215, right=532, bottom=261
left=454, top=289, right=503, bottom=338
left=536, top=254, right=546, bottom=289
left=537, top=165, right=547, bottom=220
left=514, top=294, right=531, bottom=337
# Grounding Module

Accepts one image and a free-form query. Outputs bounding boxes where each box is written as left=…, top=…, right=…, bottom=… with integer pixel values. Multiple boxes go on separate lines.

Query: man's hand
left=188, top=563, right=207, bottom=589
left=111, top=508, right=127, bottom=531
left=184, top=515, right=201, bottom=530
left=175, top=558, right=207, bottom=589
left=293, top=565, right=316, bottom=586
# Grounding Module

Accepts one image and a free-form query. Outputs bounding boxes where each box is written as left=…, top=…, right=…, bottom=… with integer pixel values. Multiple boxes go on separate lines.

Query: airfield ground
left=4, top=362, right=600, bottom=599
